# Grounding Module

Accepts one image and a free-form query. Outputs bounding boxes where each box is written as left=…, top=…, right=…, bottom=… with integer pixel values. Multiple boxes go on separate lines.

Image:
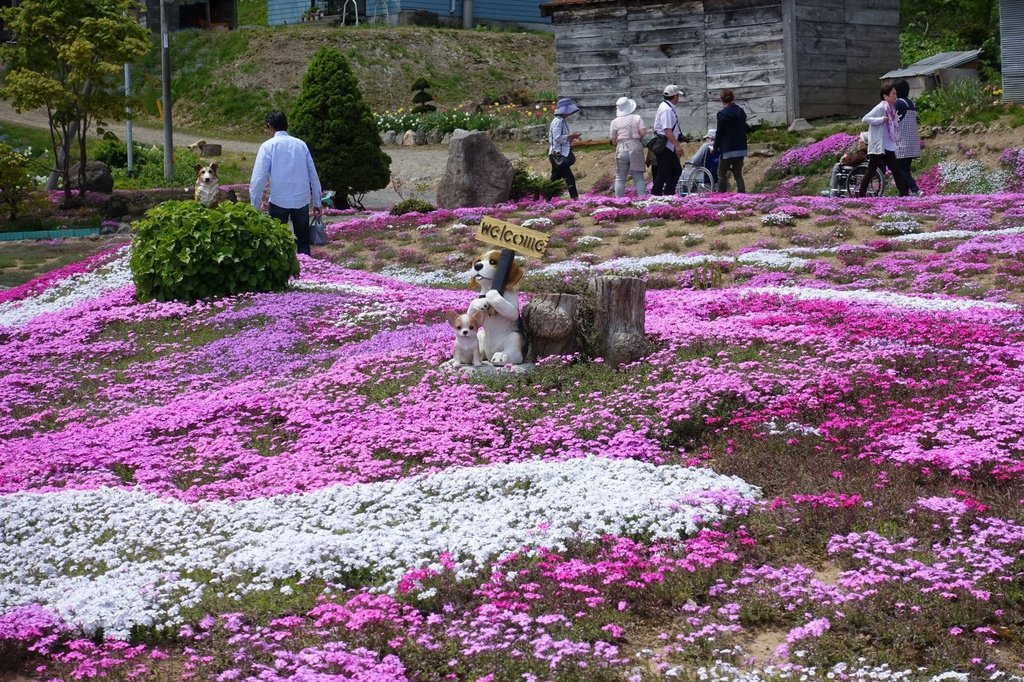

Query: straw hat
left=554, top=98, right=580, bottom=116
left=615, top=97, right=637, bottom=117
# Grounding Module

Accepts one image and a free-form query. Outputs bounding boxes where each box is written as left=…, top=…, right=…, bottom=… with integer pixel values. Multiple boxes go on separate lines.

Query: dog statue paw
left=468, top=249, right=525, bottom=366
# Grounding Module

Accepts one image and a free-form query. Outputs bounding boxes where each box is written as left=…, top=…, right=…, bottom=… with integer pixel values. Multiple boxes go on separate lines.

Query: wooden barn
left=540, top=0, right=901, bottom=139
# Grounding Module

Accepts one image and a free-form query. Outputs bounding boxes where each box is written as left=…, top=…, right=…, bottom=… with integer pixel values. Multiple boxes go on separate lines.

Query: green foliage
left=510, top=162, right=564, bottom=201
left=390, top=198, right=436, bottom=215
left=236, top=0, right=268, bottom=26
left=0, top=143, right=34, bottom=220
left=410, top=76, right=436, bottom=114
left=375, top=108, right=499, bottom=135
left=130, top=201, right=299, bottom=303
left=0, top=0, right=152, bottom=204
left=290, top=47, right=391, bottom=210
left=89, top=138, right=204, bottom=189
left=916, top=79, right=995, bottom=126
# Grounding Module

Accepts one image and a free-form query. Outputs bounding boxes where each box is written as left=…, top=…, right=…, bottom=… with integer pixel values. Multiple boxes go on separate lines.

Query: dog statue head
left=468, top=249, right=524, bottom=293
left=193, top=162, right=219, bottom=185
left=445, top=309, right=485, bottom=337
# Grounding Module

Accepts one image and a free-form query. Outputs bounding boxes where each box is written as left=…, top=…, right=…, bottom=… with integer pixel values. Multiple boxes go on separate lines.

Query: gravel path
left=0, top=101, right=452, bottom=209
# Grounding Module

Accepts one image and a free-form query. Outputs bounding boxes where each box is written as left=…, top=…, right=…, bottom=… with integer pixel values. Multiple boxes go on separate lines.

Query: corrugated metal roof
left=880, top=49, right=983, bottom=79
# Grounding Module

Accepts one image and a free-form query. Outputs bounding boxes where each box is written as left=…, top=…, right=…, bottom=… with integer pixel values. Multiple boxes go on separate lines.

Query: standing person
left=548, top=98, right=582, bottom=200
left=713, top=89, right=748, bottom=193
left=894, top=79, right=924, bottom=197
left=609, top=96, right=647, bottom=197
left=249, top=110, right=323, bottom=256
left=858, top=84, right=909, bottom=198
left=652, top=84, right=685, bottom=195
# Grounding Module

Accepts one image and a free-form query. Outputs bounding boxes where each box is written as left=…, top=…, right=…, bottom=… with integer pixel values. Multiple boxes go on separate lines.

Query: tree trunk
left=588, top=276, right=647, bottom=367
left=522, top=293, right=579, bottom=362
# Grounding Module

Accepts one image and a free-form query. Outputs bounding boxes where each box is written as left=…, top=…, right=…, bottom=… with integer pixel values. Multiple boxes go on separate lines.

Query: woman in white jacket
left=857, top=84, right=909, bottom=197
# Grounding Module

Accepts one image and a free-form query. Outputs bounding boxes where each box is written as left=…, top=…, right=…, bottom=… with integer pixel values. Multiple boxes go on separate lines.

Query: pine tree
left=290, top=47, right=391, bottom=210
left=411, top=77, right=436, bottom=114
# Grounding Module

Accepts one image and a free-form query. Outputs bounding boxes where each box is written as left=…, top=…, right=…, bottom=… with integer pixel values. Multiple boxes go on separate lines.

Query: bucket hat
left=554, top=98, right=580, bottom=116
left=704, top=128, right=716, bottom=140
left=663, top=84, right=680, bottom=98
left=615, top=97, right=637, bottom=117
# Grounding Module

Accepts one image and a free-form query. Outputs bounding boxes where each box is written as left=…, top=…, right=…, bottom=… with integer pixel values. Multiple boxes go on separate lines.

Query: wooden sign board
left=476, top=217, right=548, bottom=259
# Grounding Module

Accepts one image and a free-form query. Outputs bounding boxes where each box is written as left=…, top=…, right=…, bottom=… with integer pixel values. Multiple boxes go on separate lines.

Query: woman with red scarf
left=857, top=84, right=910, bottom=197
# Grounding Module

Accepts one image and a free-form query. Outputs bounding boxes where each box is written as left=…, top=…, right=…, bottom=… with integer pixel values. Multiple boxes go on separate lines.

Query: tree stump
left=588, top=276, right=647, bottom=367
left=522, top=293, right=579, bottom=362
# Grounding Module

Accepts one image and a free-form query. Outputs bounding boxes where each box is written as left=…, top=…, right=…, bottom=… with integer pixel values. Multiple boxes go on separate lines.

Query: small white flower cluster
left=743, top=285, right=1017, bottom=312
left=576, top=235, right=604, bottom=247
left=875, top=219, right=922, bottom=236
left=736, top=250, right=809, bottom=270
left=891, top=225, right=1024, bottom=243
left=627, top=226, right=652, bottom=240
left=0, top=457, right=760, bottom=639
left=760, top=212, right=795, bottom=227
left=416, top=223, right=437, bottom=231
left=0, top=253, right=133, bottom=328
left=520, top=217, right=553, bottom=229
left=939, top=160, right=1011, bottom=194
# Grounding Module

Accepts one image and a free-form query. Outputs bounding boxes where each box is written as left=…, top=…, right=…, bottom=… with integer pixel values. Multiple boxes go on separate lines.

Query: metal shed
left=879, top=49, right=983, bottom=99
left=539, top=0, right=902, bottom=140
left=1001, top=0, right=1024, bottom=103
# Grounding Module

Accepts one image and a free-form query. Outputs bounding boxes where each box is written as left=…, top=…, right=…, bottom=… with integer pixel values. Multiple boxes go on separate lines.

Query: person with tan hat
left=548, top=97, right=582, bottom=200
left=609, top=96, right=647, bottom=197
left=651, top=84, right=685, bottom=195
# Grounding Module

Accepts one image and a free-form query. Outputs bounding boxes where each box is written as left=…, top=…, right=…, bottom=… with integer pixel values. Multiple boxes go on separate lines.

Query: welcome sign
left=476, top=217, right=548, bottom=258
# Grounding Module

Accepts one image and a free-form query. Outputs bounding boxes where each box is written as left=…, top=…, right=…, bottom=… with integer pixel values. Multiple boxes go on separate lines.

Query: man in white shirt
left=652, top=84, right=686, bottom=195
left=249, top=110, right=323, bottom=256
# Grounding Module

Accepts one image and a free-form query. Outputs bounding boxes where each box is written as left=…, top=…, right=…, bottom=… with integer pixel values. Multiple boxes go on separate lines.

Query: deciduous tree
left=0, top=0, right=151, bottom=205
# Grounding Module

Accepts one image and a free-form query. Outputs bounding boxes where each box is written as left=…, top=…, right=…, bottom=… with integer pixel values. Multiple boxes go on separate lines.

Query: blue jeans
left=897, top=157, right=920, bottom=193
left=269, top=203, right=311, bottom=255
left=614, top=157, right=646, bottom=197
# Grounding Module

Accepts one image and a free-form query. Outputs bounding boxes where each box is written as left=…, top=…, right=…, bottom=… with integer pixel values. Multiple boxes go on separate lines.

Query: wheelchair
left=678, top=162, right=715, bottom=196
left=826, top=162, right=886, bottom=198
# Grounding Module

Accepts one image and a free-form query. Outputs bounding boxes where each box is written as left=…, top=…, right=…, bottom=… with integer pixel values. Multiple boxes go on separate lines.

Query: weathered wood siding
left=550, top=0, right=788, bottom=139
left=794, top=0, right=899, bottom=118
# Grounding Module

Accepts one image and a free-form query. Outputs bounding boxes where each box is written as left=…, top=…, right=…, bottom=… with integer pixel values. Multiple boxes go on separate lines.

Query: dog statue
left=193, top=162, right=236, bottom=209
left=445, top=310, right=485, bottom=366
left=467, top=249, right=525, bottom=366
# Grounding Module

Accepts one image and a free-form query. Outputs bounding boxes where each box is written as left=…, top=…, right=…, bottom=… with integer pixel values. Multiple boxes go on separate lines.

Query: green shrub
left=0, top=142, right=34, bottom=220
left=390, top=198, right=435, bottom=215
left=510, top=162, right=564, bottom=201
left=130, top=200, right=299, bottom=302
left=917, top=79, right=994, bottom=126
left=411, top=77, right=436, bottom=114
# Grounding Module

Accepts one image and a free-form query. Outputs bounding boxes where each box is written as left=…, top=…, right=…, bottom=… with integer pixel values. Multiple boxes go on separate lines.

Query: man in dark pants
left=651, top=84, right=685, bottom=195
left=249, top=110, right=323, bottom=256
left=713, top=89, right=748, bottom=193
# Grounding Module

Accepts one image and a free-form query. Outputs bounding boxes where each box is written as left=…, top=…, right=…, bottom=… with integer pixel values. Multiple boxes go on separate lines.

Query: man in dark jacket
left=712, top=89, right=748, bottom=193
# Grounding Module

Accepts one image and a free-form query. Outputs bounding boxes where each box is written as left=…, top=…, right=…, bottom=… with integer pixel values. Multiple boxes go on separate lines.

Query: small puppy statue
left=467, top=249, right=525, bottom=366
left=193, top=162, right=236, bottom=209
left=445, top=310, right=485, bottom=366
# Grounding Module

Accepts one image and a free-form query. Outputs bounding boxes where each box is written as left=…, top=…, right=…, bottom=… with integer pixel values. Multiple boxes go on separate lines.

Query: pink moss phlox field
left=3, top=188, right=1024, bottom=680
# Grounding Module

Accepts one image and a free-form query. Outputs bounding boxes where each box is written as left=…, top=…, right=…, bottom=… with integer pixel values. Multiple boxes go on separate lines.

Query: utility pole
left=125, top=63, right=134, bottom=172
left=159, top=0, right=173, bottom=181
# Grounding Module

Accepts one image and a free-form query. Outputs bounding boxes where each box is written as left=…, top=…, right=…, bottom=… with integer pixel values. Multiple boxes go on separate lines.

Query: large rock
left=68, top=161, right=114, bottom=194
left=436, top=131, right=513, bottom=209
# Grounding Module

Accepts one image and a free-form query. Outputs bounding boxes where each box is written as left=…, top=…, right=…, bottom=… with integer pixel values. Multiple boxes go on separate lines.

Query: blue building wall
left=268, top=0, right=309, bottom=25
left=364, top=0, right=548, bottom=26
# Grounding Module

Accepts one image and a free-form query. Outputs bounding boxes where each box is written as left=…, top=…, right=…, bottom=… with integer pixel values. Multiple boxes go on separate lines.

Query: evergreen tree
left=411, top=77, right=436, bottom=114
left=290, top=48, right=391, bottom=210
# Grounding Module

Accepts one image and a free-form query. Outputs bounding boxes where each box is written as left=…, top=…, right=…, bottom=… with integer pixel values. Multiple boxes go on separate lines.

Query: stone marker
left=436, top=131, right=513, bottom=209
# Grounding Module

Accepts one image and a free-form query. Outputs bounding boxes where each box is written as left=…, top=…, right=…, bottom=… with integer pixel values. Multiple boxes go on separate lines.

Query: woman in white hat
left=548, top=97, right=582, bottom=200
left=608, top=97, right=647, bottom=197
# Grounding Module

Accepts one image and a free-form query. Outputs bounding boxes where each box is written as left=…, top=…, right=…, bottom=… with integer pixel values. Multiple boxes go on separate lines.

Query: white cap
left=663, top=84, right=680, bottom=97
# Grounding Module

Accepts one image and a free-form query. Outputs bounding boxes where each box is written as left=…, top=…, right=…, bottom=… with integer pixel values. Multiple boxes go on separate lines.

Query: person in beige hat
left=652, top=84, right=685, bottom=195
left=609, top=96, right=647, bottom=197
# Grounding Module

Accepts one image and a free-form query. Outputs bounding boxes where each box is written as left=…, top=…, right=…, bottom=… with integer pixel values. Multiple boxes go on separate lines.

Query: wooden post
left=522, top=293, right=579, bottom=361
left=588, top=276, right=647, bottom=367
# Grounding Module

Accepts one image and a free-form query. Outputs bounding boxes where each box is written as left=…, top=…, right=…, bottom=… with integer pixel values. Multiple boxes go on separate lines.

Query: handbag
left=310, top=215, right=327, bottom=246
left=551, top=150, right=576, bottom=168
left=642, top=132, right=667, bottom=156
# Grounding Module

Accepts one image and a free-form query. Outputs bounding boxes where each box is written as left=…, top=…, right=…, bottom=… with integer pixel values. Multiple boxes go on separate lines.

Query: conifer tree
left=290, top=47, right=391, bottom=210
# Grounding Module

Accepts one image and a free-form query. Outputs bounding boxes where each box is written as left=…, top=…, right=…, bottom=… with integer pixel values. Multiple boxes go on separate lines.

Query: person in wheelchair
left=679, top=129, right=720, bottom=194
left=823, top=132, right=869, bottom=197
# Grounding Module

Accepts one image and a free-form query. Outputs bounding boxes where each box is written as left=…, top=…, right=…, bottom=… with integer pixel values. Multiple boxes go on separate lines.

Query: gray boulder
left=788, top=118, right=814, bottom=132
left=436, top=131, right=513, bottom=209
left=68, top=161, right=114, bottom=194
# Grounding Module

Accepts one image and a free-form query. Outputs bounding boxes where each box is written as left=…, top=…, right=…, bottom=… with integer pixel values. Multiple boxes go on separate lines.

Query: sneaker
left=914, top=190, right=925, bottom=197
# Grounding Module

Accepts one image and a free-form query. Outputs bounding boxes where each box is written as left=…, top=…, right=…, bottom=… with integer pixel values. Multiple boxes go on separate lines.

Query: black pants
left=652, top=146, right=682, bottom=195
left=269, top=202, right=311, bottom=255
left=897, top=157, right=920, bottom=193
left=549, top=153, right=579, bottom=200
left=717, top=156, right=746, bottom=193
left=859, top=151, right=909, bottom=197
